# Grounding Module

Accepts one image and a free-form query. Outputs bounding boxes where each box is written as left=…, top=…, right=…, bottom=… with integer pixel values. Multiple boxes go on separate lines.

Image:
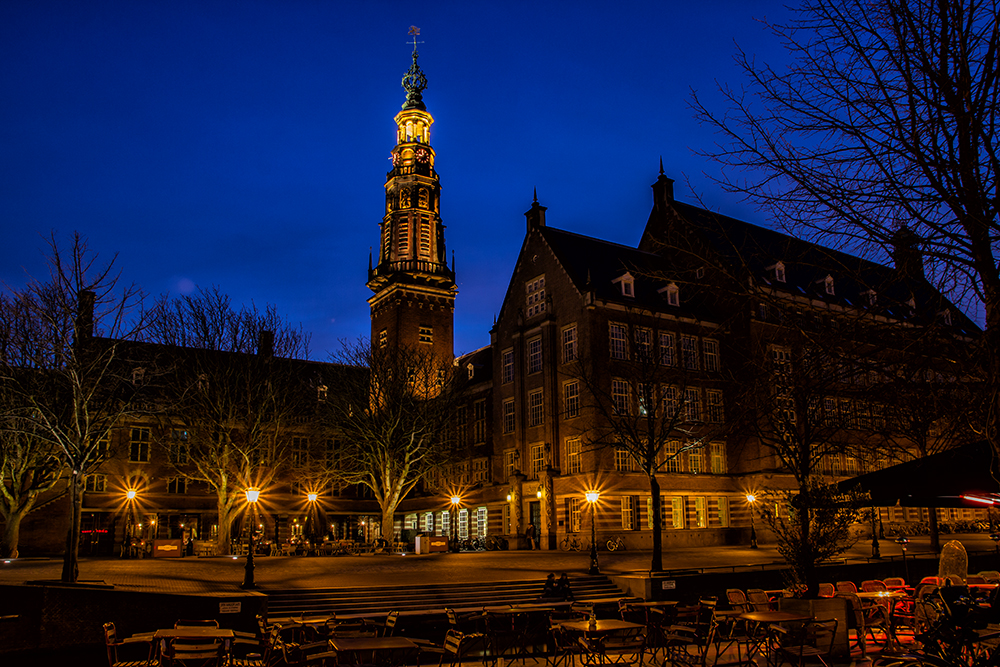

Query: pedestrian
left=541, top=573, right=558, bottom=599
left=525, top=522, right=536, bottom=550
left=555, top=573, right=574, bottom=601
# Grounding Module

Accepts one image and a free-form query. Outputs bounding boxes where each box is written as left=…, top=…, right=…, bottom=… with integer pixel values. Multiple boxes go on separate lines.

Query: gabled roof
left=536, top=226, right=720, bottom=322
left=642, top=198, right=980, bottom=336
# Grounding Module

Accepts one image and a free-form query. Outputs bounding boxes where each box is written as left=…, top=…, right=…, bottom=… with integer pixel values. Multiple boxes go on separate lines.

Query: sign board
left=219, top=602, right=241, bottom=614
left=152, top=539, right=183, bottom=558
left=661, top=580, right=676, bottom=590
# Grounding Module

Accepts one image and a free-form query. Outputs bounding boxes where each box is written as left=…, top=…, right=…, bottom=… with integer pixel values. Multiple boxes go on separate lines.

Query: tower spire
left=402, top=26, right=427, bottom=110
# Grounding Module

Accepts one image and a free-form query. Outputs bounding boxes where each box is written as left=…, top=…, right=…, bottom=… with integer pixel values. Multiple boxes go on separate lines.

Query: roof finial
left=533, top=187, right=538, bottom=203
left=659, top=156, right=664, bottom=175
left=401, top=27, right=427, bottom=110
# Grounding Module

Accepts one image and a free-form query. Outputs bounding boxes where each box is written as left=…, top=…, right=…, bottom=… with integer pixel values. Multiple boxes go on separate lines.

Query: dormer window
left=132, top=368, right=145, bottom=385
left=768, top=262, right=786, bottom=283
left=467, top=363, right=475, bottom=380
left=865, top=289, right=877, bottom=306
left=317, top=385, right=328, bottom=402
left=658, top=283, right=680, bottom=307
left=613, top=272, right=635, bottom=298
left=824, top=275, right=835, bottom=295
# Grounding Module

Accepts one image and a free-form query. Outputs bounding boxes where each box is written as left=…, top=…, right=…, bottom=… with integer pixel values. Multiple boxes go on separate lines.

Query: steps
left=266, top=575, right=623, bottom=619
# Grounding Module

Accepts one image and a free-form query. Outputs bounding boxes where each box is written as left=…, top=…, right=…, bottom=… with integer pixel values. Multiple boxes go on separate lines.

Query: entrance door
left=529, top=501, right=541, bottom=547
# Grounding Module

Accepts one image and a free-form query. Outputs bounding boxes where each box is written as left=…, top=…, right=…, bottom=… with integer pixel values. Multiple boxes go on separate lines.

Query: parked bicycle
left=485, top=535, right=509, bottom=550
left=559, top=534, right=585, bottom=551
left=606, top=535, right=626, bottom=551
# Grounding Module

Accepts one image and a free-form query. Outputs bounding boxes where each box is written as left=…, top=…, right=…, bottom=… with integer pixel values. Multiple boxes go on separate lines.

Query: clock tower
left=367, top=42, right=456, bottom=368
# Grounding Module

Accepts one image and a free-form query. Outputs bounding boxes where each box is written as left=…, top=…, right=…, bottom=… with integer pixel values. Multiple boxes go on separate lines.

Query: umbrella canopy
left=837, top=440, right=1000, bottom=508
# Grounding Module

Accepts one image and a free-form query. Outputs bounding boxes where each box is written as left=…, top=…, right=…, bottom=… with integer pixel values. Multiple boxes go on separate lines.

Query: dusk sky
left=1, top=1, right=794, bottom=359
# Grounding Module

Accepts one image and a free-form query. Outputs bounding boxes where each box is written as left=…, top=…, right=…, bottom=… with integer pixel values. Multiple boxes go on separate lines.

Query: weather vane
left=408, top=26, right=423, bottom=54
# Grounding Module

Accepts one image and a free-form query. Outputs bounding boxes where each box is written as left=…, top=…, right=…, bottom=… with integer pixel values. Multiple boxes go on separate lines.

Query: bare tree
left=147, top=286, right=314, bottom=555
left=693, top=0, right=1000, bottom=454
left=324, top=340, right=459, bottom=543
left=0, top=233, right=147, bottom=581
left=565, top=309, right=729, bottom=573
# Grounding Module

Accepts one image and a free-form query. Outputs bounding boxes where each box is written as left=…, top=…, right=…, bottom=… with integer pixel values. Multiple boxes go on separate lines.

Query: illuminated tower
left=367, top=40, right=456, bottom=367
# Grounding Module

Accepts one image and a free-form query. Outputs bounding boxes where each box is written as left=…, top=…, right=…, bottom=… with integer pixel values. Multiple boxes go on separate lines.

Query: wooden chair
left=978, top=570, right=1000, bottom=584
left=584, top=624, right=645, bottom=667
left=772, top=618, right=838, bottom=667
left=434, top=630, right=488, bottom=667
left=725, top=590, right=749, bottom=614
left=883, top=577, right=906, bottom=589
left=619, top=597, right=646, bottom=624
left=967, top=575, right=988, bottom=585
left=746, top=589, right=772, bottom=612
left=837, top=592, right=888, bottom=658
left=159, top=638, right=226, bottom=667
left=103, top=622, right=156, bottom=667
left=817, top=584, right=835, bottom=598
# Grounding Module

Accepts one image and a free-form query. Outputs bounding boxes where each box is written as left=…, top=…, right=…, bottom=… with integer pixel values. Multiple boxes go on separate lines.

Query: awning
left=836, top=440, right=1000, bottom=508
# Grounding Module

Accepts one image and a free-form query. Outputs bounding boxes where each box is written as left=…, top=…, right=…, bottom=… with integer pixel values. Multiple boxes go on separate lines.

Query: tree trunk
left=216, top=497, right=233, bottom=556
left=381, top=505, right=396, bottom=543
left=1, top=511, right=23, bottom=558
left=928, top=510, right=941, bottom=553
left=648, top=474, right=663, bottom=572
left=61, top=472, right=83, bottom=583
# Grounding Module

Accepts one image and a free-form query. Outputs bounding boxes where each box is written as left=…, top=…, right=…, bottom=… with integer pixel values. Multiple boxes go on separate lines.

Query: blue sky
left=1, top=0, right=793, bottom=358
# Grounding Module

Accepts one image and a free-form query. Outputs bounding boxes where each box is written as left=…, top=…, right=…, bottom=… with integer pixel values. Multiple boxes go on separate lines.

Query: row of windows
left=499, top=324, right=581, bottom=387
left=609, top=323, right=720, bottom=372
left=126, top=428, right=340, bottom=467
left=611, top=381, right=725, bottom=423
left=566, top=495, right=732, bottom=532
left=85, top=473, right=188, bottom=494
left=563, top=438, right=727, bottom=475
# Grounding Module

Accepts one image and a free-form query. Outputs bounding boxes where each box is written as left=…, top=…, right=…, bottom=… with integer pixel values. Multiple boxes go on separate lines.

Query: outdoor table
left=858, top=590, right=908, bottom=652
left=738, top=611, right=812, bottom=667
left=559, top=619, right=645, bottom=635
left=328, top=635, right=418, bottom=667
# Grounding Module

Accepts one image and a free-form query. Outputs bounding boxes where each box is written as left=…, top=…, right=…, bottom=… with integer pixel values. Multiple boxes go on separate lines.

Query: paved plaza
left=1, top=533, right=994, bottom=595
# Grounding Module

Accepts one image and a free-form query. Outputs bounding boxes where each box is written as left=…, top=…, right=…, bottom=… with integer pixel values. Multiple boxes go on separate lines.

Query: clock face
left=391, top=153, right=400, bottom=166
left=415, top=148, right=429, bottom=162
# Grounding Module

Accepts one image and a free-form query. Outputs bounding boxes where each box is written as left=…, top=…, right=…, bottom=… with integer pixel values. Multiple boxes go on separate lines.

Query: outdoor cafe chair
left=979, top=571, right=1000, bottom=584
left=861, top=580, right=887, bottom=593
left=883, top=577, right=907, bottom=590
left=661, top=598, right=717, bottom=667
left=433, top=630, right=488, bottom=667
left=771, top=618, right=838, bottom=667
left=581, top=624, right=645, bottom=667
left=619, top=597, right=646, bottom=624
left=837, top=592, right=888, bottom=658
left=159, top=637, right=227, bottom=667
left=835, top=581, right=858, bottom=595
left=174, top=620, right=220, bottom=629
left=817, top=584, right=835, bottom=599
left=746, top=589, right=772, bottom=612
left=103, top=621, right=156, bottom=667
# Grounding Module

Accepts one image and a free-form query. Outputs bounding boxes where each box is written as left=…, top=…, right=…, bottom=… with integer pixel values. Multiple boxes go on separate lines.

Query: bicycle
left=485, top=535, right=509, bottom=551
left=606, top=535, right=626, bottom=551
left=559, top=534, right=584, bottom=551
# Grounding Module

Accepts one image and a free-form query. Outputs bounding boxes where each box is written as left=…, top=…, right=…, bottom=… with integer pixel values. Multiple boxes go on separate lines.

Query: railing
left=370, top=260, right=454, bottom=280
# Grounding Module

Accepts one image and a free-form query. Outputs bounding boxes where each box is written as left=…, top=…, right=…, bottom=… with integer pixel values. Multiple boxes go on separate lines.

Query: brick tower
left=367, top=40, right=456, bottom=368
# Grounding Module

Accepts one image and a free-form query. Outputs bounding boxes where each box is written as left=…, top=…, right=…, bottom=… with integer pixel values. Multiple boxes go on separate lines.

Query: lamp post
left=586, top=491, right=600, bottom=575
left=870, top=508, right=881, bottom=559
left=449, top=495, right=460, bottom=551
left=123, top=489, right=138, bottom=559
left=241, top=488, right=260, bottom=590
left=895, top=536, right=910, bottom=583
left=746, top=494, right=758, bottom=549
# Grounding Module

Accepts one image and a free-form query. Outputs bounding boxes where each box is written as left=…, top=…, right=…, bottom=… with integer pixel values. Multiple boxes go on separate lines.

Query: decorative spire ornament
left=402, top=26, right=427, bottom=110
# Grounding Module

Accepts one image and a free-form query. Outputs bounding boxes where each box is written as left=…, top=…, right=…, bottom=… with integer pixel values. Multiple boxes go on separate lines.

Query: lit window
left=621, top=496, right=635, bottom=530
left=662, top=440, right=681, bottom=473
left=419, top=326, right=433, bottom=344
left=378, top=329, right=387, bottom=348
left=317, top=385, right=327, bottom=401
left=710, top=441, right=727, bottom=474
left=694, top=497, right=707, bottom=528
left=672, top=497, right=685, bottom=529
left=609, top=323, right=628, bottom=360
left=527, top=337, right=542, bottom=374
left=717, top=497, right=730, bottom=527
left=528, top=390, right=544, bottom=427
left=568, top=497, right=582, bottom=533
left=688, top=446, right=704, bottom=474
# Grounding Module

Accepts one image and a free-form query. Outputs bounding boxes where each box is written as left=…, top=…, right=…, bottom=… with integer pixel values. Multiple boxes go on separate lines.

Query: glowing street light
left=307, top=492, right=318, bottom=503
left=241, top=488, right=260, bottom=590
left=126, top=489, right=137, bottom=500
left=586, top=491, right=600, bottom=575
left=746, top=494, right=758, bottom=549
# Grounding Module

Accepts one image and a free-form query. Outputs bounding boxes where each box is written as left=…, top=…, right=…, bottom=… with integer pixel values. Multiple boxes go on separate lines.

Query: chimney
left=891, top=226, right=924, bottom=282
left=525, top=189, right=547, bottom=232
left=76, top=290, right=95, bottom=340
left=258, top=330, right=274, bottom=358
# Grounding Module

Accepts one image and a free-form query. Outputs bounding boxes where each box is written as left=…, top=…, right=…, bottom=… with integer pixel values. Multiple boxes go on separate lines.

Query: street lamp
left=123, top=489, right=138, bottom=559
left=746, top=494, right=758, bottom=549
left=586, top=491, right=600, bottom=575
left=870, top=508, right=881, bottom=559
left=241, top=488, right=260, bottom=590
